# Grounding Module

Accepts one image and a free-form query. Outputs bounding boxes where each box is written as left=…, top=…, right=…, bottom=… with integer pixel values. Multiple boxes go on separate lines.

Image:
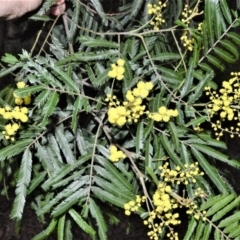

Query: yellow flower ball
left=162, top=115, right=170, bottom=122
left=17, top=81, right=26, bottom=89
left=116, top=66, right=125, bottom=74
left=117, top=59, right=125, bottom=67
left=116, top=116, right=127, bottom=126
left=126, top=91, right=135, bottom=102
left=110, top=145, right=118, bottom=153
left=24, top=96, right=31, bottom=105
left=158, top=106, right=167, bottom=115
left=21, top=107, right=28, bottom=114
left=20, top=114, right=28, bottom=122
left=139, top=89, right=149, bottom=98
left=15, top=98, right=24, bottom=105
left=116, top=74, right=124, bottom=81
left=108, top=70, right=117, bottom=78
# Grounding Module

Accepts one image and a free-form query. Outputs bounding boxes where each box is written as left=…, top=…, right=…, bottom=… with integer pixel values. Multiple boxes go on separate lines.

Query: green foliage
left=184, top=194, right=240, bottom=239
left=1, top=0, right=240, bottom=239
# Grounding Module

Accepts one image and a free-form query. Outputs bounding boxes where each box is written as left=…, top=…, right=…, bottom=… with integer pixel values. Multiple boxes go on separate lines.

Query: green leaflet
left=228, top=227, right=240, bottom=238
left=80, top=36, right=118, bottom=48
left=191, top=147, right=228, bottom=193
left=40, top=91, right=59, bottom=127
left=0, top=139, right=32, bottom=161
left=168, top=122, right=179, bottom=151
left=55, top=124, right=75, bottom=164
left=211, top=196, right=240, bottom=222
left=204, top=0, right=215, bottom=47
left=213, top=46, right=236, bottom=63
left=58, top=50, right=119, bottom=64
left=52, top=188, right=88, bottom=217
left=64, top=219, right=73, bottom=240
left=136, top=121, right=144, bottom=157
left=10, top=148, right=32, bottom=220
left=94, top=175, right=133, bottom=201
left=71, top=96, right=82, bottom=131
left=69, top=209, right=95, bottom=236
left=220, top=39, right=239, bottom=59
left=92, top=68, right=109, bottom=87
left=123, top=59, right=134, bottom=90
left=186, top=133, right=227, bottom=149
left=206, top=55, right=225, bottom=71
left=94, top=165, right=131, bottom=193
left=89, top=198, right=108, bottom=240
left=200, top=194, right=230, bottom=211
left=89, top=0, right=107, bottom=23
left=160, top=134, right=184, bottom=168
left=129, top=0, right=144, bottom=19
left=34, top=89, right=51, bottom=108
left=152, top=52, right=181, bottom=61
left=32, top=218, right=58, bottom=240
left=95, top=155, right=133, bottom=191
left=126, top=38, right=140, bottom=59
left=202, top=224, right=211, bottom=240
left=183, top=217, right=197, bottom=240
left=28, top=172, right=47, bottom=194
left=227, top=32, right=240, bottom=45
left=145, top=135, right=153, bottom=170
left=146, top=167, right=159, bottom=186
left=49, top=64, right=79, bottom=92
left=195, top=220, right=206, bottom=240
left=219, top=0, right=232, bottom=24
left=67, top=0, right=80, bottom=41
left=0, top=63, right=23, bottom=78
left=57, top=215, right=66, bottom=240
left=15, top=85, right=44, bottom=97
left=36, top=0, right=55, bottom=15
left=188, top=71, right=213, bottom=103
left=180, top=58, right=194, bottom=98
left=192, top=143, right=240, bottom=168
left=1, top=53, right=19, bottom=64
left=205, top=194, right=235, bottom=217
left=38, top=178, right=88, bottom=216
left=185, top=116, right=208, bottom=128
left=92, top=186, right=127, bottom=207
left=218, top=211, right=240, bottom=228
left=41, top=154, right=91, bottom=190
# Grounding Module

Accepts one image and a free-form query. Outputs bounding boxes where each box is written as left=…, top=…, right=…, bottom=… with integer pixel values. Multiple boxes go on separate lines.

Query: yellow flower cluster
left=2, top=123, right=20, bottom=141
left=124, top=195, right=146, bottom=216
left=205, top=72, right=240, bottom=140
left=0, top=81, right=30, bottom=141
left=147, top=1, right=167, bottom=30
left=106, top=81, right=153, bottom=126
left=109, top=145, right=126, bottom=162
left=159, top=162, right=204, bottom=185
left=180, top=5, right=195, bottom=51
left=108, top=59, right=125, bottom=80
left=143, top=182, right=180, bottom=240
left=0, top=106, right=28, bottom=123
left=180, top=32, right=195, bottom=51
left=186, top=202, right=207, bottom=221
left=106, top=81, right=178, bottom=126
left=148, top=106, right=178, bottom=122
left=126, top=162, right=206, bottom=240
left=14, top=81, right=31, bottom=105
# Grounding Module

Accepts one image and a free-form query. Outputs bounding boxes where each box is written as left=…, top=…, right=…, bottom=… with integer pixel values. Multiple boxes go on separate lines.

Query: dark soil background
left=0, top=190, right=150, bottom=240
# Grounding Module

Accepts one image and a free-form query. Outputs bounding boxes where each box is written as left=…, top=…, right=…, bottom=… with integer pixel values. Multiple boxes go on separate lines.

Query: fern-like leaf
left=89, top=198, right=108, bottom=240
left=55, top=124, right=75, bottom=164
left=68, top=208, right=95, bottom=236
left=10, top=149, right=32, bottom=220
